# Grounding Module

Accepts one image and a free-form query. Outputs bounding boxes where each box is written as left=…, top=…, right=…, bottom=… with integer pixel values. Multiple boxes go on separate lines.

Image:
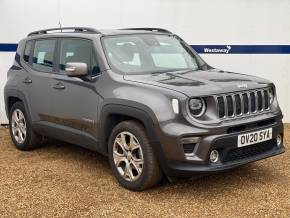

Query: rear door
left=50, top=38, right=101, bottom=149
left=23, top=39, right=56, bottom=123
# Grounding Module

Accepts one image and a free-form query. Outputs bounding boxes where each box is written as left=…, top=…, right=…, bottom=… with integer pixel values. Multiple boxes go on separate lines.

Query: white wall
left=0, top=0, right=289, bottom=123
left=0, top=53, right=14, bottom=123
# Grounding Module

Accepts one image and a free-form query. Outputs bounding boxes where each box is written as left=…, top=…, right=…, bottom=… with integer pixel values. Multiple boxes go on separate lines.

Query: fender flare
left=99, top=103, right=169, bottom=172
left=4, top=88, right=33, bottom=123
left=99, top=103, right=160, bottom=153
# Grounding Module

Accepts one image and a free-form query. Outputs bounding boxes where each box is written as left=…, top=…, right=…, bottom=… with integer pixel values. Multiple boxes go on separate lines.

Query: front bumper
left=155, top=116, right=285, bottom=178
left=166, top=145, right=284, bottom=177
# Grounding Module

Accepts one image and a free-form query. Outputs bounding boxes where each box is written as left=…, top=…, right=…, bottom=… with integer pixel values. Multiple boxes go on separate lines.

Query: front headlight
left=188, top=98, right=206, bottom=118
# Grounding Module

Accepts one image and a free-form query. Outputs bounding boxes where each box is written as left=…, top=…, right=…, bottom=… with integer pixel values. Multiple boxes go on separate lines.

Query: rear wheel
left=9, top=102, right=42, bottom=150
left=108, top=120, right=163, bottom=191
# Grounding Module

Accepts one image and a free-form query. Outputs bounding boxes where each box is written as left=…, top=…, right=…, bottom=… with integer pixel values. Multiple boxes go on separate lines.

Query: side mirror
left=65, top=62, right=88, bottom=77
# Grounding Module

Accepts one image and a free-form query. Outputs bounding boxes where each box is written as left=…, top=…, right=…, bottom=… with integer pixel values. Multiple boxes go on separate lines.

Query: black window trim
left=30, top=38, right=57, bottom=74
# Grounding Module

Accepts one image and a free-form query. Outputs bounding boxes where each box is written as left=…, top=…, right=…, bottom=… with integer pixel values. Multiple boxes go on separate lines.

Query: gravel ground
left=0, top=124, right=289, bottom=218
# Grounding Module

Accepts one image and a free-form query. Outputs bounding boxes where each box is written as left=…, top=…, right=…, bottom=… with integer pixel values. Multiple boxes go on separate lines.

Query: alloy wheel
left=11, top=109, right=27, bottom=144
left=113, top=131, right=144, bottom=181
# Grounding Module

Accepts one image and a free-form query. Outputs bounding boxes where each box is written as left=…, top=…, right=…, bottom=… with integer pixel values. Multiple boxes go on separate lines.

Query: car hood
left=123, top=69, right=271, bottom=97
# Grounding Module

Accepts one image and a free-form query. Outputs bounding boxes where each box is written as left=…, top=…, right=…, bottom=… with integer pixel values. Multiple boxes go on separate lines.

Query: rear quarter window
left=23, top=41, right=33, bottom=63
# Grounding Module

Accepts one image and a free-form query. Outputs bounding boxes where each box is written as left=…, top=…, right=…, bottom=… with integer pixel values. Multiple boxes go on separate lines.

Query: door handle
left=53, top=82, right=65, bottom=90
left=23, top=77, right=32, bottom=84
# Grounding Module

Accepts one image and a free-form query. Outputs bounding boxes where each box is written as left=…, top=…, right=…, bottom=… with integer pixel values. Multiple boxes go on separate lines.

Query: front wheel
left=108, top=121, right=163, bottom=191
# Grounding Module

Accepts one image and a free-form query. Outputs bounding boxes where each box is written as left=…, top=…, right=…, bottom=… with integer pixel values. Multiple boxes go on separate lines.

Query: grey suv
left=4, top=27, right=285, bottom=191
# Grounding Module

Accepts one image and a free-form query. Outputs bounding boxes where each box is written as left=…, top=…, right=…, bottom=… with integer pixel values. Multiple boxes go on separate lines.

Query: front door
left=50, top=38, right=101, bottom=149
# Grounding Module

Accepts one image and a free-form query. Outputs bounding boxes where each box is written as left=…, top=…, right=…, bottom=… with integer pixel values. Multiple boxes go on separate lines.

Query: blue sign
left=1, top=43, right=290, bottom=54
left=191, top=45, right=290, bottom=54
left=0, top=43, right=18, bottom=52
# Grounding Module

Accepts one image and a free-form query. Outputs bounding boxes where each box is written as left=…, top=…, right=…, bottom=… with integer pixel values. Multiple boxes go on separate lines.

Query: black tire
left=9, top=101, right=42, bottom=150
left=108, top=120, right=163, bottom=191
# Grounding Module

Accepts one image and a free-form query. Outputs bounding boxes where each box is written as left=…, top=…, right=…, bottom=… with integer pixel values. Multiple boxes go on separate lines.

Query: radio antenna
left=59, top=21, right=62, bottom=32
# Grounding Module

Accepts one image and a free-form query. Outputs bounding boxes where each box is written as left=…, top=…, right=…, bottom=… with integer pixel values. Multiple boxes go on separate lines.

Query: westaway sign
left=204, top=45, right=232, bottom=54
left=191, top=45, right=290, bottom=54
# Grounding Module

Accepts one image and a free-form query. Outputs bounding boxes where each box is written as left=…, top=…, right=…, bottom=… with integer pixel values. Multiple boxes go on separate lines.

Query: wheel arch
left=99, top=104, right=159, bottom=155
left=5, top=89, right=32, bottom=122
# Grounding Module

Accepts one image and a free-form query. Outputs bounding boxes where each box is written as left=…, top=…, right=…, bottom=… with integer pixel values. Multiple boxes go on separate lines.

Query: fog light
left=210, top=150, right=219, bottom=163
left=276, top=134, right=282, bottom=147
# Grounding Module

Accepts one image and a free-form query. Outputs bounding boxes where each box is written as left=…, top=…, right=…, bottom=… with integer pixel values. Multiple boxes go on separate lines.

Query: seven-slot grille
left=216, top=89, right=271, bottom=119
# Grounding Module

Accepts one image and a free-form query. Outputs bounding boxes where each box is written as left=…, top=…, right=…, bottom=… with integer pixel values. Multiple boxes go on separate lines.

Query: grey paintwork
left=4, top=29, right=285, bottom=177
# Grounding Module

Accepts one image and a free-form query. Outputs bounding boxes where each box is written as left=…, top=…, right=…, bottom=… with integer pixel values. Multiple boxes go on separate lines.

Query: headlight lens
left=188, top=98, right=206, bottom=117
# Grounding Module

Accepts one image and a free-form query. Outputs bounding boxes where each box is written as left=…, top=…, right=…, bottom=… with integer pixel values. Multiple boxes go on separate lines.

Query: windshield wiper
left=151, top=68, right=194, bottom=75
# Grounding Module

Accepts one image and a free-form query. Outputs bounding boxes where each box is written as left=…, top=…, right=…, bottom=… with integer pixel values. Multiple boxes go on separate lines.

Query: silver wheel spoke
left=19, top=126, right=26, bottom=135
left=131, top=159, right=142, bottom=174
left=124, top=162, right=133, bottom=180
left=18, top=112, right=24, bottom=122
left=129, top=136, right=139, bottom=151
left=115, top=138, right=128, bottom=156
left=12, top=126, right=17, bottom=133
left=15, top=111, right=20, bottom=121
left=13, top=127, right=19, bottom=140
left=12, top=112, right=19, bottom=125
left=113, top=151, right=126, bottom=167
left=120, top=133, right=130, bottom=150
left=17, top=128, right=23, bottom=141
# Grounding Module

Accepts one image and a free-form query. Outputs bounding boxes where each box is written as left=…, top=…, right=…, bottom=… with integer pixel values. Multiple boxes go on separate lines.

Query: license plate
left=237, top=128, right=272, bottom=147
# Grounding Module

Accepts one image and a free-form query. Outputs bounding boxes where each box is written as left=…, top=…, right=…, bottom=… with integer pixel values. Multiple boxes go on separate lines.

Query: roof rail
left=120, top=28, right=172, bottom=34
left=28, top=27, right=100, bottom=36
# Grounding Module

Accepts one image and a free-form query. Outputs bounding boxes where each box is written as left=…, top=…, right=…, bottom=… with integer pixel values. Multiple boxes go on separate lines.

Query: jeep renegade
left=4, top=27, right=285, bottom=191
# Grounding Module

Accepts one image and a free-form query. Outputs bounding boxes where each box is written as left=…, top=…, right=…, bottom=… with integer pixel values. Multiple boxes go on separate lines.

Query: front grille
left=224, top=139, right=275, bottom=163
left=234, top=94, right=242, bottom=115
left=227, top=118, right=276, bottom=134
left=250, top=92, right=256, bottom=112
left=226, top=95, right=234, bottom=116
left=215, top=89, right=271, bottom=119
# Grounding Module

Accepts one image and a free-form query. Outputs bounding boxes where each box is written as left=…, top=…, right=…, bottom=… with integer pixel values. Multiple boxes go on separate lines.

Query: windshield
left=102, top=34, right=205, bottom=74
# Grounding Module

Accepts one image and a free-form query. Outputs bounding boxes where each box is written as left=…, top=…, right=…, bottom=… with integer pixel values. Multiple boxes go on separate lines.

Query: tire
left=9, top=101, right=42, bottom=150
left=108, top=120, right=163, bottom=191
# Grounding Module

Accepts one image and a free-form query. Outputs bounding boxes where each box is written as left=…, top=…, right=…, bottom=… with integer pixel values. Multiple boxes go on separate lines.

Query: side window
left=23, top=41, right=33, bottom=63
left=32, top=39, right=56, bottom=72
left=59, top=39, right=98, bottom=75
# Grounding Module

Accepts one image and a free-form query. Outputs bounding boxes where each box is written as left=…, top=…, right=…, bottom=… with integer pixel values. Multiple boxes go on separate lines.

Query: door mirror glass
left=65, top=62, right=88, bottom=77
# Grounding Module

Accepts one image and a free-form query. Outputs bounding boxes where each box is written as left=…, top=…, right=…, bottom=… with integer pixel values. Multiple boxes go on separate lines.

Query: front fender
left=99, top=101, right=159, bottom=145
left=98, top=102, right=171, bottom=172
